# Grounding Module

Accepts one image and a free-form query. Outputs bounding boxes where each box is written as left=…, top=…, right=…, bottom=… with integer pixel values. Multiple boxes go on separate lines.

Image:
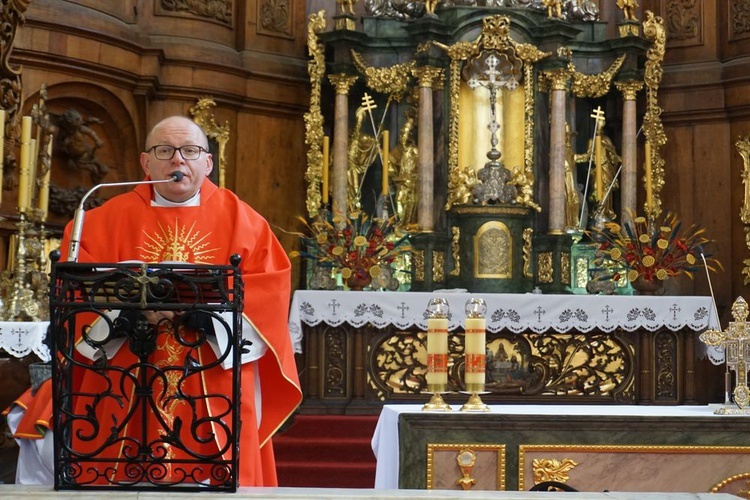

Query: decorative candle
left=18, top=116, right=32, bottom=211
left=645, top=140, right=653, bottom=212
left=464, top=298, right=487, bottom=390
left=322, top=135, right=330, bottom=205
left=425, top=297, right=450, bottom=388
left=595, top=132, right=603, bottom=202
left=382, top=130, right=389, bottom=196
left=38, top=137, right=52, bottom=219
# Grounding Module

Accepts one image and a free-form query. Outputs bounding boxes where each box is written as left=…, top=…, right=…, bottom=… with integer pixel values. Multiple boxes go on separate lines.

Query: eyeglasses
left=147, top=144, right=206, bottom=161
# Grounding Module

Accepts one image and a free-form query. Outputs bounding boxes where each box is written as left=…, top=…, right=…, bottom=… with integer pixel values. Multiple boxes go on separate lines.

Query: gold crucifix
left=700, top=296, right=750, bottom=409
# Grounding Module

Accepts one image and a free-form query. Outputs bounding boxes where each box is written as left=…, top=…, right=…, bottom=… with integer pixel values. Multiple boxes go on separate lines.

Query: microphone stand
left=67, top=173, right=184, bottom=262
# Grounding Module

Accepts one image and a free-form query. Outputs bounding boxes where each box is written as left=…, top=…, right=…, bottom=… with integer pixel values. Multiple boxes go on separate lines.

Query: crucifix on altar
left=700, top=296, right=750, bottom=414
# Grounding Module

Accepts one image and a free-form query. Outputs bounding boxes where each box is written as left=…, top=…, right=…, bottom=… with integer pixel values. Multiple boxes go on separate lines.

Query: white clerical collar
left=152, top=190, right=201, bottom=207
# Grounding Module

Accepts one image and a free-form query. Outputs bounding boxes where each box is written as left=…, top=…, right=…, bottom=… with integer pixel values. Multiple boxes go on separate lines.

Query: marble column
left=548, top=71, right=569, bottom=234
left=415, top=66, right=442, bottom=232
left=616, top=80, right=643, bottom=227
left=328, top=74, right=358, bottom=221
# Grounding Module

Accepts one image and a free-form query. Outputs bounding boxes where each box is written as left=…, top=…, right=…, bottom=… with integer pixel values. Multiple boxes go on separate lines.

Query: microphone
left=67, top=172, right=184, bottom=262
left=697, top=244, right=729, bottom=403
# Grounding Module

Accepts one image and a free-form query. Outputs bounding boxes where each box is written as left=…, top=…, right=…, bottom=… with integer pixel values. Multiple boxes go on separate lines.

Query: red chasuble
left=8, top=179, right=301, bottom=487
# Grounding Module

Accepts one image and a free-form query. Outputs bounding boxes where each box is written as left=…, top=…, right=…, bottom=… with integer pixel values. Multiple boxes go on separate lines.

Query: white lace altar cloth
left=288, top=291, right=724, bottom=363
left=0, top=321, right=50, bottom=361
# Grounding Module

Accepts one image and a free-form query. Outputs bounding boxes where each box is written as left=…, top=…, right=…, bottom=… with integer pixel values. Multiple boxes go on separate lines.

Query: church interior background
left=2, top=0, right=750, bottom=495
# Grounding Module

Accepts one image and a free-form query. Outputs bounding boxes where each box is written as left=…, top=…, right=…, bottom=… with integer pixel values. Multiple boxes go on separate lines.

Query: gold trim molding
left=303, top=11, right=327, bottom=218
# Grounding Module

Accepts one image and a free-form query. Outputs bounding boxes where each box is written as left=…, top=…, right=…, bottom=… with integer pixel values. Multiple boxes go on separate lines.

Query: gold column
left=328, top=74, right=358, bottom=221
left=414, top=66, right=443, bottom=232
left=615, top=81, right=643, bottom=226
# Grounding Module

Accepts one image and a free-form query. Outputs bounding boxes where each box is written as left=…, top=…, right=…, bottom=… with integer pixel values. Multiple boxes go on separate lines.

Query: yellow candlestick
left=426, top=317, right=448, bottom=386
left=382, top=130, right=389, bottom=196
left=18, top=116, right=32, bottom=211
left=645, top=140, right=653, bottom=212
left=38, top=137, right=52, bottom=220
left=322, top=135, right=329, bottom=205
left=595, top=134, right=603, bottom=202
left=464, top=317, right=486, bottom=386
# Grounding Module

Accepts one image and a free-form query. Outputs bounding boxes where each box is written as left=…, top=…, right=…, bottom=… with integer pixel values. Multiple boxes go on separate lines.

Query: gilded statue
left=389, top=112, right=419, bottom=228
left=347, top=106, right=377, bottom=209
left=337, top=0, right=356, bottom=15
left=564, top=123, right=582, bottom=230
left=52, top=109, right=110, bottom=184
left=576, top=121, right=621, bottom=221
left=542, top=0, right=563, bottom=19
left=616, top=0, right=638, bottom=21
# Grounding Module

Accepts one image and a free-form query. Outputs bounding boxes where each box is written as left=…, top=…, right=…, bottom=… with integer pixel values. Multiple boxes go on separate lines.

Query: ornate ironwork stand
left=49, top=253, right=245, bottom=491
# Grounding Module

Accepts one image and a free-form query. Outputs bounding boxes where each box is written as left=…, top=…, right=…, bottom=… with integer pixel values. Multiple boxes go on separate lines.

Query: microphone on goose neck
left=67, top=172, right=184, bottom=262
left=698, top=244, right=729, bottom=403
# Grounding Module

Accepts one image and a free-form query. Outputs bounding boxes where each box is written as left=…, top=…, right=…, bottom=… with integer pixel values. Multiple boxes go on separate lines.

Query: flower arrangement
left=589, top=212, right=722, bottom=284
left=289, top=210, right=411, bottom=288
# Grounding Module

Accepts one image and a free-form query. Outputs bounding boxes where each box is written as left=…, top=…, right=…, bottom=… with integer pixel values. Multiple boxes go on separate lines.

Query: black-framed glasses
left=147, top=144, right=206, bottom=161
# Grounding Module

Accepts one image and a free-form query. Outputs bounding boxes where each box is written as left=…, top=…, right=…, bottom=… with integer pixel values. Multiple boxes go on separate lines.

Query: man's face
left=140, top=117, right=213, bottom=203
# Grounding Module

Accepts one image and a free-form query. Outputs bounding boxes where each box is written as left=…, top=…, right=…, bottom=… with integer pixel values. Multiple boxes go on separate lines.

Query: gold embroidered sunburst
left=137, top=218, right=218, bottom=263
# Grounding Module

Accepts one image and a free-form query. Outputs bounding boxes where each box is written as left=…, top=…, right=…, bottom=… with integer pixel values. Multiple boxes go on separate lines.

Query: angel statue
left=616, top=0, right=638, bottom=21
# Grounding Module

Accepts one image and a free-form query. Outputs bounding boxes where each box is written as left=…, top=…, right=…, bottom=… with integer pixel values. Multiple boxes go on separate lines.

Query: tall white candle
left=38, top=137, right=52, bottom=219
left=426, top=316, right=448, bottom=386
left=464, top=316, right=486, bottom=386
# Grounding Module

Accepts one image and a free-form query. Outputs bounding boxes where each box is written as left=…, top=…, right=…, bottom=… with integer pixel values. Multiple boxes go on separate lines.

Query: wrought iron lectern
left=48, top=252, right=245, bottom=491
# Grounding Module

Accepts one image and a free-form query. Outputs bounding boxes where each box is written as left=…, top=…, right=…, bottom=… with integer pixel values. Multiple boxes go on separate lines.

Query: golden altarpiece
left=295, top=4, right=719, bottom=414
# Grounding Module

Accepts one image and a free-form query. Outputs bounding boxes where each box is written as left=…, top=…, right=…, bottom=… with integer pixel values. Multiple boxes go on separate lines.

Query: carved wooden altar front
left=291, top=291, right=719, bottom=413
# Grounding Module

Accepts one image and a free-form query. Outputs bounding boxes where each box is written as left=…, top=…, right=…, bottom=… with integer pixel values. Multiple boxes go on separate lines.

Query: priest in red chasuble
left=5, top=115, right=301, bottom=487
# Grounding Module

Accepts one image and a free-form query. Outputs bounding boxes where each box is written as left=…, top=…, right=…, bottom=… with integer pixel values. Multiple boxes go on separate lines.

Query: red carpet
left=274, top=414, right=379, bottom=488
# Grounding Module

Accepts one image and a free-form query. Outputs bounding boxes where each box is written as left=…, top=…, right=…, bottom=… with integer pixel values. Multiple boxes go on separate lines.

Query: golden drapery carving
left=189, top=96, right=230, bottom=189
left=642, top=11, right=667, bottom=220
left=303, top=11, right=327, bottom=218
left=736, top=135, right=750, bottom=284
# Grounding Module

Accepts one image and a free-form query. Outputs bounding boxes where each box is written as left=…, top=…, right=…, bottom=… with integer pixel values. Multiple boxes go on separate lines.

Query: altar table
left=289, top=291, right=722, bottom=412
left=372, top=404, right=750, bottom=495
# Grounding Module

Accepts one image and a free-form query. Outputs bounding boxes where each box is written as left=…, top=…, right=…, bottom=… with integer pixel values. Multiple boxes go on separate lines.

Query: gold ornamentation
left=329, top=73, right=358, bottom=95
left=189, top=97, right=230, bottom=189
left=619, top=23, right=640, bottom=37
left=414, top=65, right=444, bottom=89
left=474, top=221, right=511, bottom=278
left=642, top=11, right=668, bottom=219
left=532, top=458, right=578, bottom=484
left=538, top=252, right=553, bottom=283
left=455, top=448, right=477, bottom=490
left=368, top=329, right=632, bottom=399
left=616, top=0, right=639, bottom=22
left=700, top=296, right=750, bottom=409
left=568, top=54, right=626, bottom=98
left=303, top=11, right=327, bottom=218
left=414, top=249, right=425, bottom=281
left=560, top=251, right=570, bottom=285
left=737, top=136, right=750, bottom=283
left=615, top=80, right=644, bottom=101
left=450, top=226, right=460, bottom=276
left=436, top=15, right=548, bottom=212
left=351, top=50, right=416, bottom=102
left=433, top=250, right=445, bottom=282
left=138, top=218, right=217, bottom=263
left=522, top=228, right=533, bottom=278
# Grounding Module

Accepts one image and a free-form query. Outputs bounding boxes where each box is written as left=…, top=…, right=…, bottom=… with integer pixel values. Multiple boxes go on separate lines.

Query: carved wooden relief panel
left=729, top=0, right=750, bottom=41
left=258, top=0, right=294, bottom=38
left=155, top=0, right=232, bottom=26
left=662, top=0, right=703, bottom=47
